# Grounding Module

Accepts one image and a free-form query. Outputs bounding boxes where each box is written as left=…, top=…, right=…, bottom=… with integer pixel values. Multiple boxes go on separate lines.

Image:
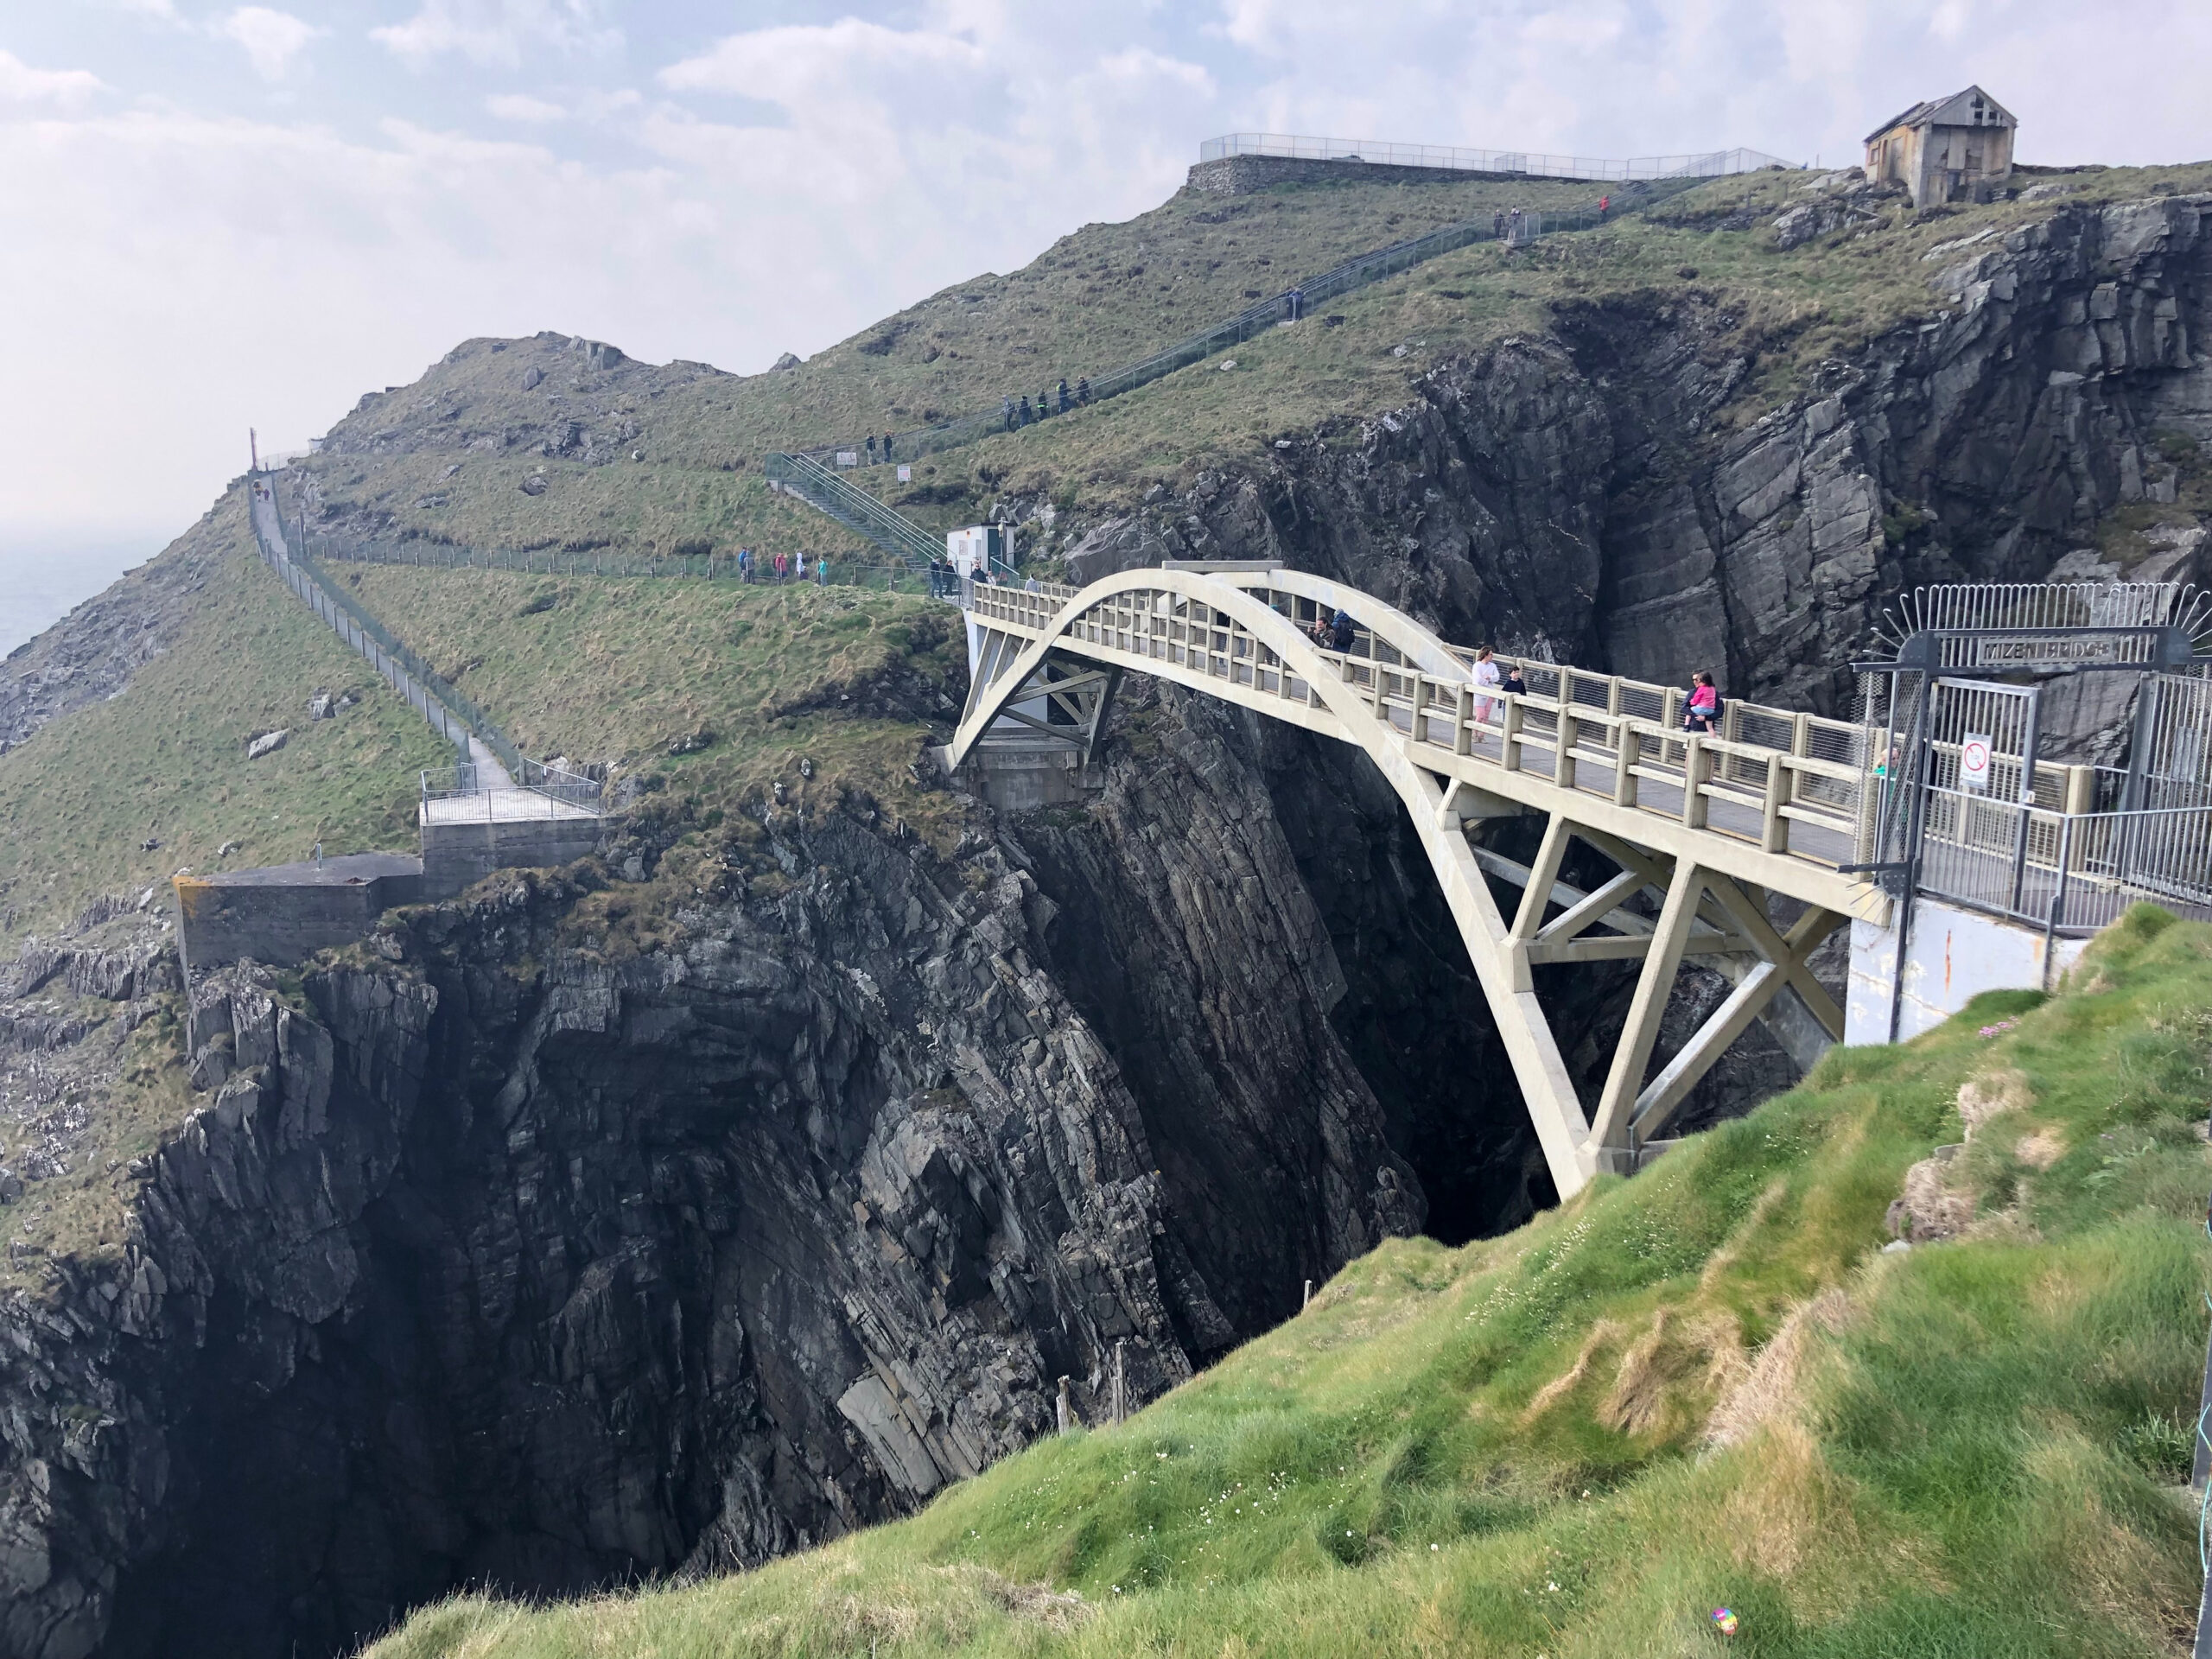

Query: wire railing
left=777, top=172, right=1718, bottom=474
left=248, top=481, right=518, bottom=770
left=762, top=453, right=938, bottom=568
left=307, top=529, right=950, bottom=594
left=1198, top=134, right=1797, bottom=182
left=1915, top=790, right=2212, bottom=934
left=420, top=760, right=603, bottom=816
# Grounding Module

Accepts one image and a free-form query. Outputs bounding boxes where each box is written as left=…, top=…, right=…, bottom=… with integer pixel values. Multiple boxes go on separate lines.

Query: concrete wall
left=1844, top=897, right=2089, bottom=1045
left=945, top=740, right=1098, bottom=810
left=175, top=856, right=423, bottom=970
left=1186, top=155, right=1535, bottom=197
left=421, top=817, right=607, bottom=899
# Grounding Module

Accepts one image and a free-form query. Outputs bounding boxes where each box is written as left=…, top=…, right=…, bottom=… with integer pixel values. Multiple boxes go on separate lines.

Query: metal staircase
left=764, top=452, right=936, bottom=570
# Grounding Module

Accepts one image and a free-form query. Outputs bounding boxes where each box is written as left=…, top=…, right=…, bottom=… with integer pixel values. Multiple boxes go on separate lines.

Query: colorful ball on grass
left=1711, top=1606, right=1739, bottom=1635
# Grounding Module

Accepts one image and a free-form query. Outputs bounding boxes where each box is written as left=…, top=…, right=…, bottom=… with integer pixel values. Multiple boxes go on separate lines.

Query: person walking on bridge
left=1330, top=607, right=1357, bottom=655
left=1472, top=647, right=1503, bottom=725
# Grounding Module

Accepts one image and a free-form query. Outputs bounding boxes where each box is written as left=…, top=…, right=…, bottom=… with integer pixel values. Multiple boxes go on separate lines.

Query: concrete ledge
left=176, top=853, right=423, bottom=969
left=942, top=737, right=1099, bottom=811
left=422, top=816, right=607, bottom=899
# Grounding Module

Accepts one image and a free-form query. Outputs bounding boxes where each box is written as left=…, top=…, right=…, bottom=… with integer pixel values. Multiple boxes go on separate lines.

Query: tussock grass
left=338, top=562, right=974, bottom=860
left=366, top=908, right=2212, bottom=1657
left=0, top=486, right=451, bottom=945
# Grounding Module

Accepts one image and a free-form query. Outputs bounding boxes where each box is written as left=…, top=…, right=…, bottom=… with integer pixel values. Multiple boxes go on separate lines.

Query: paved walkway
left=468, top=736, right=514, bottom=791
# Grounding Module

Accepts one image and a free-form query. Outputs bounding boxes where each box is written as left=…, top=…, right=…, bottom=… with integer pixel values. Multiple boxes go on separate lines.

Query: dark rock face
left=4, top=711, right=1441, bottom=1657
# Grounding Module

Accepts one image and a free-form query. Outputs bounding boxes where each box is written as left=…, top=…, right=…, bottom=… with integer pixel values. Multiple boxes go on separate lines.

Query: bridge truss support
left=1475, top=817, right=1847, bottom=1172
left=948, top=567, right=1879, bottom=1198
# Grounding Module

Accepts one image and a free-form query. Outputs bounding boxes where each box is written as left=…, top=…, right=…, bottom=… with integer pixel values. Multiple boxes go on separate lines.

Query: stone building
left=1864, top=86, right=2016, bottom=207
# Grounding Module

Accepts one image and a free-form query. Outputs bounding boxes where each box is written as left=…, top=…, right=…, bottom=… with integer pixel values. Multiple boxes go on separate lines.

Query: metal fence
left=285, top=543, right=527, bottom=777
left=308, top=530, right=945, bottom=594
left=1198, top=134, right=1797, bottom=182
left=420, top=760, right=603, bottom=815
left=1914, top=788, right=2212, bottom=934
left=777, top=171, right=1717, bottom=474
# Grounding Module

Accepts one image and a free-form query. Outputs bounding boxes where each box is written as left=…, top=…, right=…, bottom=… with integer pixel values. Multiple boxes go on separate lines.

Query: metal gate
left=2130, top=671, right=2212, bottom=812
left=1913, top=678, right=2043, bottom=915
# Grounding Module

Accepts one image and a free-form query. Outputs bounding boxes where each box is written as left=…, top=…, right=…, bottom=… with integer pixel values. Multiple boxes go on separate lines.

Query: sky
left=2, top=0, right=2209, bottom=646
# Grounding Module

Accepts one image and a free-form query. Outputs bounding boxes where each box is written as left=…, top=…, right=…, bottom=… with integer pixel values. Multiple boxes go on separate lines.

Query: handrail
left=763, top=453, right=937, bottom=569
left=780, top=171, right=1723, bottom=473
left=957, top=572, right=1894, bottom=880
left=247, top=479, right=509, bottom=768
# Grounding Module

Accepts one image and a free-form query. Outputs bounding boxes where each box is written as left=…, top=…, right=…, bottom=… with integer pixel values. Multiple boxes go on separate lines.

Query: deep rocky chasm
left=2, top=188, right=2210, bottom=1659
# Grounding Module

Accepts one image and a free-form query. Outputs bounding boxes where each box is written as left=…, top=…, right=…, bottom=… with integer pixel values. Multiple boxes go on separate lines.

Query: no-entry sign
left=1960, top=733, right=1993, bottom=792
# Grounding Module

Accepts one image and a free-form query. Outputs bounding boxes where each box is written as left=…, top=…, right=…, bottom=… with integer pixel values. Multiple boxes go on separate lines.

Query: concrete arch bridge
left=944, top=563, right=1892, bottom=1201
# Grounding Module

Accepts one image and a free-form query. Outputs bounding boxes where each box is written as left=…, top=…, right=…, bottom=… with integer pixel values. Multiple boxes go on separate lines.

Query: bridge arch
left=949, top=568, right=1865, bottom=1201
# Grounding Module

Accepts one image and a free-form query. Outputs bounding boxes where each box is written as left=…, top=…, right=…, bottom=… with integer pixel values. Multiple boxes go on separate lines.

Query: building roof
left=1866, top=86, right=2015, bottom=143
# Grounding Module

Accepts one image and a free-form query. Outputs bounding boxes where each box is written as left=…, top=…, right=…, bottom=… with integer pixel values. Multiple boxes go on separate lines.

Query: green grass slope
left=330, top=560, right=970, bottom=849
left=297, top=160, right=2212, bottom=576
left=0, top=486, right=453, bottom=945
left=370, top=908, right=2212, bottom=1659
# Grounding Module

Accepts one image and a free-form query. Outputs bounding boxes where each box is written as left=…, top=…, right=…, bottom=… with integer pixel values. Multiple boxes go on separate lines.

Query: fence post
left=1761, top=753, right=1791, bottom=854
left=1681, top=735, right=1709, bottom=828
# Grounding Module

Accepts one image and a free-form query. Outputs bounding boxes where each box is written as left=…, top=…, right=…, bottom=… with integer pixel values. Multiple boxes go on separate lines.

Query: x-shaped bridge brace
left=963, top=631, right=1122, bottom=765
left=1469, top=806, right=1847, bottom=1172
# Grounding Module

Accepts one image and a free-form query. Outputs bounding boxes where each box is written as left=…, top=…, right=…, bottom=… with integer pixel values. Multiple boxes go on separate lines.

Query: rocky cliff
left=3, top=186, right=2209, bottom=1659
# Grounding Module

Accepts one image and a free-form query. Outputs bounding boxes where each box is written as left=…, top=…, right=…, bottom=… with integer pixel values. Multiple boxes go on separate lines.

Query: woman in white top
left=1472, top=646, right=1503, bottom=726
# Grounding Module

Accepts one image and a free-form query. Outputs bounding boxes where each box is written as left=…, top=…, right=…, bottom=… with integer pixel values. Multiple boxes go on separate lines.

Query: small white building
left=1865, top=86, right=2016, bottom=208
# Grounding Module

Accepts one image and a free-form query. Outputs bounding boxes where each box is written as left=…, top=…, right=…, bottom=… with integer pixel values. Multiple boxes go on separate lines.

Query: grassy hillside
left=368, top=907, right=2212, bottom=1658
left=0, top=486, right=452, bottom=945
left=294, top=159, right=2212, bottom=576
left=334, top=561, right=970, bottom=853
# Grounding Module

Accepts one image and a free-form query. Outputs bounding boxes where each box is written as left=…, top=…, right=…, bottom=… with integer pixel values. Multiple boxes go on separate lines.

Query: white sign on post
left=1960, top=733, right=1993, bottom=792
left=898, top=465, right=912, bottom=483
left=835, top=450, right=858, bottom=467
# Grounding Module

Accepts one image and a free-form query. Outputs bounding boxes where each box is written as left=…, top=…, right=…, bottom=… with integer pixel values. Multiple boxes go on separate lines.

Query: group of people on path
left=734, top=547, right=828, bottom=585
left=1491, top=192, right=1614, bottom=246
left=1003, top=377, right=1093, bottom=430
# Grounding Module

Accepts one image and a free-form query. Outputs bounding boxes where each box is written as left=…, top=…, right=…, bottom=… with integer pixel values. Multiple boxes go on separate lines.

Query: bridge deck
left=963, top=572, right=1885, bottom=922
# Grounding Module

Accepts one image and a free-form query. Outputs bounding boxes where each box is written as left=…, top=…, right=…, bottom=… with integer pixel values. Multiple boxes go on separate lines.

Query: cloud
left=372, top=0, right=620, bottom=70
left=485, top=92, right=566, bottom=122
left=215, top=8, right=322, bottom=82
left=0, top=51, right=108, bottom=109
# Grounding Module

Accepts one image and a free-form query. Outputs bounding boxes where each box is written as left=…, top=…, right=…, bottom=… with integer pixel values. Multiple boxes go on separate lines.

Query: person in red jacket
left=1684, top=671, right=1721, bottom=733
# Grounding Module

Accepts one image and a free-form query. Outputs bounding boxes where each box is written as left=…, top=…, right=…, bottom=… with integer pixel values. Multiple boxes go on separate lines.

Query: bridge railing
left=966, top=576, right=1883, bottom=870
